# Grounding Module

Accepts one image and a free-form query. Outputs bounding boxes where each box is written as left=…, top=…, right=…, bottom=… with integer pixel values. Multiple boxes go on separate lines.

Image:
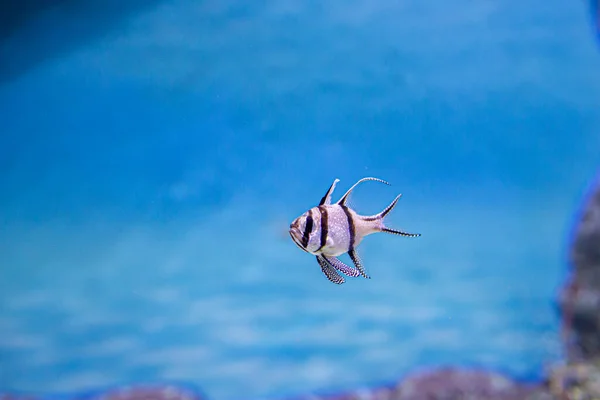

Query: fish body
left=289, top=177, right=420, bottom=284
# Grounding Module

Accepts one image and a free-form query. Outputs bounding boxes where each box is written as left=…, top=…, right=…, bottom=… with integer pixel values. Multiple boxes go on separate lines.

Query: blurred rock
left=0, top=395, right=39, bottom=400
left=297, top=369, right=553, bottom=400
left=87, top=385, right=204, bottom=400
left=559, top=178, right=600, bottom=361
left=547, top=359, right=600, bottom=399
left=392, top=368, right=552, bottom=400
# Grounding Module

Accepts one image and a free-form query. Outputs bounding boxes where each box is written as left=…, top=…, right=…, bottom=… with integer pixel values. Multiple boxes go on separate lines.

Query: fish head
left=289, top=209, right=314, bottom=252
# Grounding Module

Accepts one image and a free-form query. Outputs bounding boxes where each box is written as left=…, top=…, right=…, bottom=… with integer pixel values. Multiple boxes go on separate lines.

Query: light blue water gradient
left=1, top=1, right=600, bottom=399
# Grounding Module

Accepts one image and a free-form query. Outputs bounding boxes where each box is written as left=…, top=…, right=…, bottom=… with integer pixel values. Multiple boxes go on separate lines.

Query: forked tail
left=363, top=194, right=421, bottom=237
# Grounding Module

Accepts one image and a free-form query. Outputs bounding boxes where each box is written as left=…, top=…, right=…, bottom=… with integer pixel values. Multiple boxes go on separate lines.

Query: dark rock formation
left=559, top=178, right=600, bottom=362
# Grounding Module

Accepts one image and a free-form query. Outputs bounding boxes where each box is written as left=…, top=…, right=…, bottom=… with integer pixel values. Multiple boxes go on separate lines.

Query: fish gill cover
left=1, top=0, right=600, bottom=400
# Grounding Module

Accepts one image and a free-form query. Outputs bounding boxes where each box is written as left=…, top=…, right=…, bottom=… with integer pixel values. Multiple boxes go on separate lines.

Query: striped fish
left=289, top=177, right=420, bottom=284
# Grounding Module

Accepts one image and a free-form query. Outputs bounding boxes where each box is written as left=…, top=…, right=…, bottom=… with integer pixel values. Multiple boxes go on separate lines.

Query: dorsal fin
left=319, top=178, right=340, bottom=205
left=336, top=177, right=390, bottom=206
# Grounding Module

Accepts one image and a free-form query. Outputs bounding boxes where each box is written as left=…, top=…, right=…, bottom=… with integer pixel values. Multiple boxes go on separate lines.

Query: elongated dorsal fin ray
left=381, top=227, right=421, bottom=237
left=362, top=194, right=402, bottom=221
left=336, top=177, right=390, bottom=206
left=319, top=178, right=340, bottom=206
left=348, top=249, right=371, bottom=279
left=323, top=256, right=361, bottom=277
left=316, top=256, right=345, bottom=284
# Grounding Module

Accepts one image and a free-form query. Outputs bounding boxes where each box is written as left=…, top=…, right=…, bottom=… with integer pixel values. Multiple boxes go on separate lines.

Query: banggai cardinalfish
left=289, top=177, right=420, bottom=284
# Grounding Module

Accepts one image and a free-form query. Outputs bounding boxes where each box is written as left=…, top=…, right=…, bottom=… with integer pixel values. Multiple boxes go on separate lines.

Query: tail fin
left=363, top=194, right=421, bottom=237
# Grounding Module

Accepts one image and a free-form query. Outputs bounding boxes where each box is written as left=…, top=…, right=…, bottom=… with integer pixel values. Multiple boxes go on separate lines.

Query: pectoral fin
left=323, top=256, right=360, bottom=277
left=316, top=256, right=345, bottom=284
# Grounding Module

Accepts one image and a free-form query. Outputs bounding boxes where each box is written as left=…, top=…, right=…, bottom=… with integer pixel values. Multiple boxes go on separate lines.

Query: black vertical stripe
left=317, top=206, right=328, bottom=251
left=301, top=210, right=314, bottom=249
left=340, top=205, right=355, bottom=250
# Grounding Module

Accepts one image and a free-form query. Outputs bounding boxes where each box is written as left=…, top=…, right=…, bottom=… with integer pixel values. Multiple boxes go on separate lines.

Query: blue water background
left=1, top=0, right=600, bottom=399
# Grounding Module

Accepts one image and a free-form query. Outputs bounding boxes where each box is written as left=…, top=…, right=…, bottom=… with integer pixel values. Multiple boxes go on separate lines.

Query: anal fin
left=348, top=249, right=371, bottom=279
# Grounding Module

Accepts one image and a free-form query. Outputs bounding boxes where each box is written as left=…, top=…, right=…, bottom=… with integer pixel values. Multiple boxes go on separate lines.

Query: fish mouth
left=289, top=227, right=308, bottom=252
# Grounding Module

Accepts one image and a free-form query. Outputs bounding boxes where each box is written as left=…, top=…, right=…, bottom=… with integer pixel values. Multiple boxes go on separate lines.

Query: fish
left=289, top=177, right=421, bottom=284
